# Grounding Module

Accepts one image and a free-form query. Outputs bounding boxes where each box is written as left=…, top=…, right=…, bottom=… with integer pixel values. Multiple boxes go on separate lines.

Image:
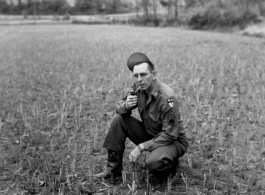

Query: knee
left=109, top=114, right=126, bottom=133
left=111, top=114, right=123, bottom=125
left=146, top=155, right=171, bottom=173
left=146, top=157, right=159, bottom=172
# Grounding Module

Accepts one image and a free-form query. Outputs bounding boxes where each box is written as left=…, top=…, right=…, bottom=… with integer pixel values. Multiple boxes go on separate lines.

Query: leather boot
left=169, top=158, right=179, bottom=177
left=94, top=150, right=123, bottom=179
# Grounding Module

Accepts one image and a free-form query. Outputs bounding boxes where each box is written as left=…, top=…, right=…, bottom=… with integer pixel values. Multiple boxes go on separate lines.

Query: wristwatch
left=138, top=143, right=145, bottom=152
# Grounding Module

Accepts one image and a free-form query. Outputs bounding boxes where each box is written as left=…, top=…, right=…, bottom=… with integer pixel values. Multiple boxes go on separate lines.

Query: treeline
left=136, top=0, right=265, bottom=29
left=187, top=0, right=265, bottom=29
left=0, top=0, right=133, bottom=15
left=0, top=0, right=264, bottom=29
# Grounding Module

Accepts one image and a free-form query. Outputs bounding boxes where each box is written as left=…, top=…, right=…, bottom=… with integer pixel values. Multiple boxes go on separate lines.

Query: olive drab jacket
left=116, top=78, right=187, bottom=152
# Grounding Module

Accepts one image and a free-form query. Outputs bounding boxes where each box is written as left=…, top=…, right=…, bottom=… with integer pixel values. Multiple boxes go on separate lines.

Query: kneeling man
left=94, top=52, right=189, bottom=179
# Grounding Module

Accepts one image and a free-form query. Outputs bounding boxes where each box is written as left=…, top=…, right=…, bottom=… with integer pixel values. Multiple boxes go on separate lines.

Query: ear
left=152, top=70, right=157, bottom=77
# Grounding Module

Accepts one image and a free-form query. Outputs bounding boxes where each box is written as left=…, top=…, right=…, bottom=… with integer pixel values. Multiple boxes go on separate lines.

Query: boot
left=169, top=158, right=179, bottom=177
left=94, top=150, right=123, bottom=179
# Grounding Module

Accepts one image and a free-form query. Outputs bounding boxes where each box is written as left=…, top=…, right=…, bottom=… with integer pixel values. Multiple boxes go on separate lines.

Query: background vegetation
left=1, top=0, right=265, bottom=29
left=0, top=0, right=135, bottom=15
left=0, top=25, right=265, bottom=194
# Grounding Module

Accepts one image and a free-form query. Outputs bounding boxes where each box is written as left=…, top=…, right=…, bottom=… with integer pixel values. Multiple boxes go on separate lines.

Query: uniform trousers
left=103, top=114, right=189, bottom=177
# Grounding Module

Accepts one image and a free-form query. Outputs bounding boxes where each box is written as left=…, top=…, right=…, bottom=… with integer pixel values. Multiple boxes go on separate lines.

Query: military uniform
left=103, top=78, right=189, bottom=177
left=94, top=52, right=189, bottom=179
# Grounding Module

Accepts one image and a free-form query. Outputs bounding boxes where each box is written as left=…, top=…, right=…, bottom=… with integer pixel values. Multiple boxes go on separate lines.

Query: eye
left=133, top=74, right=138, bottom=79
left=140, top=73, right=147, bottom=77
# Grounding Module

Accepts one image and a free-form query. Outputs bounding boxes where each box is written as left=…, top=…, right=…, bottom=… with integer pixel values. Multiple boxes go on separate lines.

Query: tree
left=135, top=0, right=140, bottom=16
left=160, top=0, right=173, bottom=21
left=168, top=0, right=172, bottom=18
left=111, top=0, right=120, bottom=14
left=17, top=0, right=23, bottom=11
left=41, top=0, right=70, bottom=14
left=152, top=0, right=157, bottom=20
left=260, top=0, right=265, bottom=16
left=174, top=0, right=178, bottom=21
left=142, top=0, right=149, bottom=19
left=75, top=0, right=96, bottom=14
left=0, top=0, right=9, bottom=14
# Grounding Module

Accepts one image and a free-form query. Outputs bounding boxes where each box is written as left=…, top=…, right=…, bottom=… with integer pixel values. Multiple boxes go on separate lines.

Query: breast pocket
left=148, top=113, right=162, bottom=132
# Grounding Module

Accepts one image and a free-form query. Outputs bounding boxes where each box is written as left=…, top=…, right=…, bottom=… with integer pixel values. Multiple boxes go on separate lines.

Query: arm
left=142, top=97, right=185, bottom=151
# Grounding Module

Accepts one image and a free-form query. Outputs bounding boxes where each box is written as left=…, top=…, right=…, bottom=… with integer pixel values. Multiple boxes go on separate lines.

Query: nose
left=137, top=75, right=142, bottom=82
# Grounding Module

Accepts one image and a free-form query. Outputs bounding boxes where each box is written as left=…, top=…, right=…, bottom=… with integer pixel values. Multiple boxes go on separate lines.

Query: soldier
left=94, top=52, right=189, bottom=180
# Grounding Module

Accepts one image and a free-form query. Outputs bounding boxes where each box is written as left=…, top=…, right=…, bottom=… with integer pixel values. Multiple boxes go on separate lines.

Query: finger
left=128, top=102, right=137, bottom=107
left=131, top=103, right=137, bottom=107
left=129, top=102, right=136, bottom=106
left=128, top=96, right=137, bottom=100
left=128, top=101, right=137, bottom=106
left=129, top=98, right=137, bottom=103
left=128, top=95, right=136, bottom=99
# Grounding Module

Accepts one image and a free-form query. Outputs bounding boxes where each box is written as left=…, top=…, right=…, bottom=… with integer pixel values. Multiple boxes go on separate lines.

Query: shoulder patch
left=167, top=111, right=175, bottom=126
left=167, top=98, right=174, bottom=108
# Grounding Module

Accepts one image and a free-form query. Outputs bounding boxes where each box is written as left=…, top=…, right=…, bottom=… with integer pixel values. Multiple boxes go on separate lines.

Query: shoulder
left=157, top=82, right=178, bottom=111
left=159, top=81, right=177, bottom=100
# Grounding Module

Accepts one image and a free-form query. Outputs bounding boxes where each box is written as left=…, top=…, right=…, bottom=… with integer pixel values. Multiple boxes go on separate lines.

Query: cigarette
left=135, top=86, right=141, bottom=94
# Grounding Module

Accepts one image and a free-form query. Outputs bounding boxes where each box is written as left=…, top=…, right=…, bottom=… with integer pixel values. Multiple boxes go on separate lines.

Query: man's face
left=133, top=63, right=155, bottom=91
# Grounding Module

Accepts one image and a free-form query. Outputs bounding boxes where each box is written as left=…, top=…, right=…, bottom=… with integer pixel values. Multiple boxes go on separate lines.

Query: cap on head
left=127, top=52, right=151, bottom=71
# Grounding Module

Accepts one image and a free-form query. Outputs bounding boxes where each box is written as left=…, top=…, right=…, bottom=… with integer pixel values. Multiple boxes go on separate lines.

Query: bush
left=188, top=0, right=259, bottom=30
left=129, top=15, right=163, bottom=27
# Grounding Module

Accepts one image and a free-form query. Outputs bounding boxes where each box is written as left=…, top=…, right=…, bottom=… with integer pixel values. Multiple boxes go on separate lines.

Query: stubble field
left=0, top=25, right=265, bottom=195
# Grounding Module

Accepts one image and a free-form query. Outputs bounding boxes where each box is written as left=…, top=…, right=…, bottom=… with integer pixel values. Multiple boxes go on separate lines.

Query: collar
left=150, top=78, right=161, bottom=99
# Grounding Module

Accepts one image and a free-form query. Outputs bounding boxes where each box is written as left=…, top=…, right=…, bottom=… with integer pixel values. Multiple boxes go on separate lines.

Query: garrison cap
left=127, top=52, right=151, bottom=71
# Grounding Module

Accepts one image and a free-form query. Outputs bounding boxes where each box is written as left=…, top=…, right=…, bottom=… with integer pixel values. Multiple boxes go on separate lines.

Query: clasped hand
left=125, top=95, right=137, bottom=109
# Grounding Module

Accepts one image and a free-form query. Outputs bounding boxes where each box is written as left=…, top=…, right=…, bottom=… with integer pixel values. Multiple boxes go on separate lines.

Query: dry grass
left=0, top=25, right=265, bottom=195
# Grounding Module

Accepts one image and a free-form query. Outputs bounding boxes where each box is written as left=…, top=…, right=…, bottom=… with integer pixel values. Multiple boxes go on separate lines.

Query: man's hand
left=125, top=95, right=137, bottom=110
left=129, top=146, right=142, bottom=162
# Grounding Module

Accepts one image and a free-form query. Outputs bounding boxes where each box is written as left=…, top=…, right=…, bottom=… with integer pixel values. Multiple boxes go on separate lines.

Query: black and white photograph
left=0, top=0, right=265, bottom=194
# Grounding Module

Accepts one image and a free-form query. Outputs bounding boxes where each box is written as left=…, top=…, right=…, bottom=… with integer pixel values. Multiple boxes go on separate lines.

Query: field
left=0, top=25, right=265, bottom=195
